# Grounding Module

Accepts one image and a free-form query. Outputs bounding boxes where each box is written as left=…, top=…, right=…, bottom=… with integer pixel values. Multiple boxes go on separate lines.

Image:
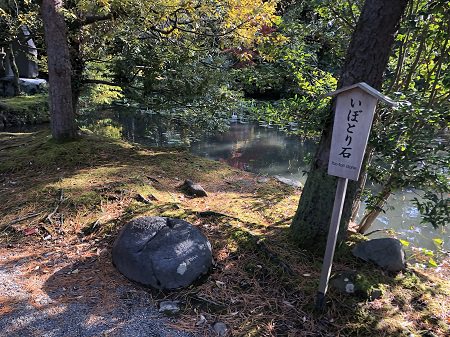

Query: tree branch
left=1, top=212, right=43, bottom=231
left=83, top=79, right=122, bottom=87
left=80, top=13, right=115, bottom=26
left=328, top=6, right=355, bottom=31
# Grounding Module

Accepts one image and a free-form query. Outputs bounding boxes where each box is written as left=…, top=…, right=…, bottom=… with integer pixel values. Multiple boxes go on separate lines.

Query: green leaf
left=399, top=239, right=410, bottom=247
left=428, top=258, right=438, bottom=268
left=421, top=248, right=434, bottom=256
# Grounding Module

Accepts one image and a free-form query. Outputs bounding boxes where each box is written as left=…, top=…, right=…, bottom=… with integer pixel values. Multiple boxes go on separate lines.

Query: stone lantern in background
left=0, top=26, right=46, bottom=97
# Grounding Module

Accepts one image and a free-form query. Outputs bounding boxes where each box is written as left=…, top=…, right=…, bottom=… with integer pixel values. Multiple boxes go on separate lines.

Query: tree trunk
left=427, top=20, right=449, bottom=108
left=7, top=44, right=21, bottom=96
left=68, top=27, right=84, bottom=114
left=290, top=0, right=409, bottom=252
left=357, top=184, right=392, bottom=234
left=41, top=0, right=77, bottom=141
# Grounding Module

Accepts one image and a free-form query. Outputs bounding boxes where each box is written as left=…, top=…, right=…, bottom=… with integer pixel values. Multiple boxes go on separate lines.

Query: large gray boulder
left=112, top=217, right=212, bottom=289
left=352, top=238, right=406, bottom=272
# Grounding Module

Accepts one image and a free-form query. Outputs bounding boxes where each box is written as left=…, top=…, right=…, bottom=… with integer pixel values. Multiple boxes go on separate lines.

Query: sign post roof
left=325, top=82, right=397, bottom=107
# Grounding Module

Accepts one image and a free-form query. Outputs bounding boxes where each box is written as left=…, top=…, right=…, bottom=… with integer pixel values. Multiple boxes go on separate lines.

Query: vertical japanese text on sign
left=328, top=88, right=377, bottom=181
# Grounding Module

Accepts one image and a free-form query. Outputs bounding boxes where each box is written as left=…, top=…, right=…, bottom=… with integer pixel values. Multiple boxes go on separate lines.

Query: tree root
left=254, top=238, right=295, bottom=276
left=196, top=210, right=240, bottom=221
left=46, top=189, right=64, bottom=225
left=1, top=212, right=43, bottom=231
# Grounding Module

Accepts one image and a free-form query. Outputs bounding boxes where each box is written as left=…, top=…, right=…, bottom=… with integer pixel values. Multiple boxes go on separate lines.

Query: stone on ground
left=330, top=271, right=383, bottom=301
left=352, top=238, right=406, bottom=272
left=180, top=179, right=208, bottom=197
left=159, top=300, right=181, bottom=315
left=212, top=322, right=228, bottom=336
left=112, top=216, right=212, bottom=289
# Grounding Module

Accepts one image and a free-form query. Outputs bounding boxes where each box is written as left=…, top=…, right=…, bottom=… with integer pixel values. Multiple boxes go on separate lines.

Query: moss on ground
left=0, top=94, right=47, bottom=111
left=0, top=94, right=49, bottom=127
left=0, top=128, right=449, bottom=336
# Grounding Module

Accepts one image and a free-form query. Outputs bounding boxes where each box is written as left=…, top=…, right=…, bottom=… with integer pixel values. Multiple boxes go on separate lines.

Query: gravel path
left=0, top=244, right=198, bottom=337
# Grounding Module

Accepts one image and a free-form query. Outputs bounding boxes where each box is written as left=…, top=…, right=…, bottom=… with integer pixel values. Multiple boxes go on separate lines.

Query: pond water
left=80, top=109, right=448, bottom=253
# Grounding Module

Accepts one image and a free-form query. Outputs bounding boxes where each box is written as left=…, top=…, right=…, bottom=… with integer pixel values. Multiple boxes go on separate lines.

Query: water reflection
left=357, top=193, right=449, bottom=252
left=80, top=108, right=209, bottom=147
left=191, top=123, right=315, bottom=180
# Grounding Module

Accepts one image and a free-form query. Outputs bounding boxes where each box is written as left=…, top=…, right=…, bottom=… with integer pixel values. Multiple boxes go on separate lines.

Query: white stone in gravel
left=213, top=322, right=228, bottom=336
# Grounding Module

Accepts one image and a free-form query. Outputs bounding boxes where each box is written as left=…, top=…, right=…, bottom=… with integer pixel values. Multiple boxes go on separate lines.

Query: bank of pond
left=3, top=105, right=448, bottom=255
left=77, top=108, right=449, bottom=255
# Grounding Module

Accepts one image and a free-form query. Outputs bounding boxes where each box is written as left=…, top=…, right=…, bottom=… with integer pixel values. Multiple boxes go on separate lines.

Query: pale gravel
left=0, top=255, right=198, bottom=337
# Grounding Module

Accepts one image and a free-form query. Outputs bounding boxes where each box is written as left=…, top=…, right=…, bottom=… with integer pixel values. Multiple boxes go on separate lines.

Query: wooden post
left=316, top=177, right=348, bottom=309
left=316, top=82, right=397, bottom=309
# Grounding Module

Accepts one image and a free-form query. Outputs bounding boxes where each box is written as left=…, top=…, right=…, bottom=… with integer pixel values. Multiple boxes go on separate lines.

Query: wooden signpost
left=316, top=82, right=396, bottom=309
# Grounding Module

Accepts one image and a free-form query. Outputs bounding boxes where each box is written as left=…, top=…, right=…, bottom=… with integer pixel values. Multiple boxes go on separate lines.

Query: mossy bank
left=0, top=94, right=49, bottom=129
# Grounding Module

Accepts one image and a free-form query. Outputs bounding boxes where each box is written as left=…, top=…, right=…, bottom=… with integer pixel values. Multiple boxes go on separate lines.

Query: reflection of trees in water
left=81, top=111, right=317, bottom=176
left=85, top=109, right=201, bottom=146
left=196, top=124, right=317, bottom=175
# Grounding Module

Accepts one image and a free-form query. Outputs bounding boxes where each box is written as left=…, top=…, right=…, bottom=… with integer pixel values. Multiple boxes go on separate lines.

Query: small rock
left=273, top=175, right=303, bottom=188
left=135, top=193, right=152, bottom=204
left=369, top=289, right=383, bottom=301
left=330, top=271, right=358, bottom=295
left=159, top=300, right=180, bottom=315
left=212, top=322, right=228, bottom=336
left=330, top=271, right=382, bottom=300
left=195, top=314, right=207, bottom=326
left=256, top=177, right=270, bottom=183
left=352, top=238, right=406, bottom=272
left=180, top=179, right=207, bottom=197
left=345, top=283, right=355, bottom=294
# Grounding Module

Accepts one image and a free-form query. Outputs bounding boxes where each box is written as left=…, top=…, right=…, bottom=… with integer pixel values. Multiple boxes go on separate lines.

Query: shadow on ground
left=0, top=247, right=196, bottom=337
left=1, top=128, right=448, bottom=336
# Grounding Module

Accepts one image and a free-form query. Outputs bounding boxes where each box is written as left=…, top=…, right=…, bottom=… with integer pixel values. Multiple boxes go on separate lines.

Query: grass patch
left=0, top=94, right=49, bottom=127
left=0, top=94, right=48, bottom=111
left=0, top=128, right=449, bottom=336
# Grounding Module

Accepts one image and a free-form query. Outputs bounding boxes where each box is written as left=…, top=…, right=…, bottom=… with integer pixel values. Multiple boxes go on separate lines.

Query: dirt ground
left=1, top=129, right=449, bottom=336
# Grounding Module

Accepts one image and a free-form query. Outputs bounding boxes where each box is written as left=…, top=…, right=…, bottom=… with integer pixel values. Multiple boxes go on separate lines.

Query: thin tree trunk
left=7, top=44, right=21, bottom=96
left=422, top=21, right=446, bottom=98
left=41, top=0, right=77, bottom=141
left=428, top=21, right=449, bottom=108
left=290, top=0, right=409, bottom=252
left=389, top=34, right=408, bottom=91
left=350, top=147, right=373, bottom=222
left=357, top=183, right=392, bottom=234
left=401, top=23, right=428, bottom=90
left=389, top=0, right=414, bottom=92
